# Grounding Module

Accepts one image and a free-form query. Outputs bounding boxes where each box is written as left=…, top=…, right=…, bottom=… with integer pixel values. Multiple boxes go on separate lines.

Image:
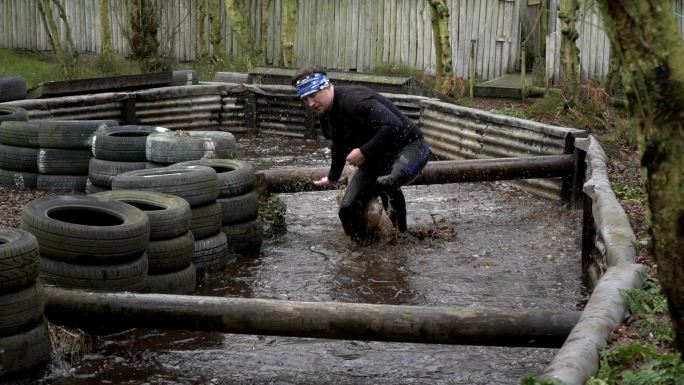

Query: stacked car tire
left=176, top=159, right=263, bottom=256
left=20, top=195, right=150, bottom=292
left=111, top=165, right=230, bottom=276
left=146, top=130, right=236, bottom=166
left=91, top=190, right=196, bottom=294
left=0, top=120, right=118, bottom=190
left=0, top=121, right=40, bottom=188
left=87, top=125, right=168, bottom=194
left=0, top=228, right=51, bottom=377
left=35, top=120, right=118, bottom=192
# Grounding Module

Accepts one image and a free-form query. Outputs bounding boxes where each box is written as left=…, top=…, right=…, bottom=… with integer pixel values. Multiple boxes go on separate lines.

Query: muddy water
left=35, top=137, right=582, bottom=385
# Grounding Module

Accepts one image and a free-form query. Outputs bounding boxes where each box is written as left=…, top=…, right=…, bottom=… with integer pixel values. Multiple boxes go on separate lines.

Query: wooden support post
left=571, top=145, right=587, bottom=209
left=44, top=287, right=580, bottom=348
left=244, top=91, right=258, bottom=133
left=581, top=192, right=596, bottom=290
left=121, top=97, right=137, bottom=125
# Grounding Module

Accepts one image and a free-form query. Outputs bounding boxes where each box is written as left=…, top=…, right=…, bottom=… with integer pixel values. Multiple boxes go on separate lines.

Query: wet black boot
left=383, top=189, right=407, bottom=233
left=391, top=204, right=407, bottom=232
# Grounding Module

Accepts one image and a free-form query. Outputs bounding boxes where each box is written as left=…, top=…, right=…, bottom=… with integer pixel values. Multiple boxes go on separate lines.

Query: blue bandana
left=294, top=73, right=330, bottom=98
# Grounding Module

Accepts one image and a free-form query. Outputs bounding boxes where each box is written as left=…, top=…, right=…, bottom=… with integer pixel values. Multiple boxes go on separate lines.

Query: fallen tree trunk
left=257, top=154, right=573, bottom=194
left=45, top=287, right=579, bottom=348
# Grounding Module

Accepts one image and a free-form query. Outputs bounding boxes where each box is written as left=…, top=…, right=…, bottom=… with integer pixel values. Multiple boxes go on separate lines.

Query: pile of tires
left=0, top=105, right=28, bottom=123
left=91, top=190, right=196, bottom=294
left=87, top=125, right=168, bottom=194
left=0, top=121, right=40, bottom=188
left=20, top=195, right=150, bottom=291
left=146, top=130, right=236, bottom=166
left=0, top=76, right=27, bottom=102
left=0, top=120, right=118, bottom=190
left=176, top=159, right=263, bottom=256
left=111, top=165, right=231, bottom=276
left=34, top=120, right=118, bottom=191
left=0, top=228, right=51, bottom=377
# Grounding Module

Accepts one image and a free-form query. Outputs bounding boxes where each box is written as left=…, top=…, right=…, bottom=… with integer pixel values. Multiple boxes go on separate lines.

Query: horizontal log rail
left=256, top=154, right=573, bottom=194
left=45, top=287, right=579, bottom=348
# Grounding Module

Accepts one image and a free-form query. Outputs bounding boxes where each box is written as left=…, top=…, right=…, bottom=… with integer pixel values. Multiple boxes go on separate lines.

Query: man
left=291, top=65, right=431, bottom=242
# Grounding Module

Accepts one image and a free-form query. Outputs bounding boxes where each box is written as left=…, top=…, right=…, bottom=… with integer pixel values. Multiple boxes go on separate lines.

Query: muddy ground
left=22, top=136, right=584, bottom=385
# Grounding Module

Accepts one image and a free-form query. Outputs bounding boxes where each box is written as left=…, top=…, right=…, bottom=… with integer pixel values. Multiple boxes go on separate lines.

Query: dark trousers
left=338, top=139, right=430, bottom=240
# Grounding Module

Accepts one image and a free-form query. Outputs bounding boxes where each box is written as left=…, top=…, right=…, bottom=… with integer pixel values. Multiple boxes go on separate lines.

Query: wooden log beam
left=256, top=155, right=573, bottom=194
left=45, top=287, right=580, bottom=348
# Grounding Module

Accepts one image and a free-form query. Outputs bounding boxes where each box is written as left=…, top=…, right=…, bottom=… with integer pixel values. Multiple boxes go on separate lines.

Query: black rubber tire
left=144, top=263, right=196, bottom=294
left=36, top=174, right=87, bottom=192
left=0, top=318, right=51, bottom=377
left=111, top=165, right=219, bottom=207
left=217, top=190, right=259, bottom=225
left=0, top=168, right=38, bottom=189
left=91, top=190, right=192, bottom=241
left=0, top=228, right=40, bottom=293
left=221, top=217, right=264, bottom=254
left=0, top=105, right=28, bottom=123
left=39, top=254, right=148, bottom=292
left=146, top=131, right=235, bottom=164
left=85, top=178, right=109, bottom=194
left=146, top=231, right=194, bottom=274
left=88, top=158, right=149, bottom=188
left=0, top=77, right=28, bottom=102
left=20, top=195, right=150, bottom=264
left=92, top=125, right=168, bottom=162
left=193, top=231, right=230, bottom=273
left=174, top=159, right=256, bottom=198
left=190, top=201, right=222, bottom=240
left=0, top=283, right=44, bottom=337
left=0, top=121, right=39, bottom=147
left=0, top=143, right=39, bottom=172
left=37, top=148, right=91, bottom=175
left=35, top=120, right=119, bottom=149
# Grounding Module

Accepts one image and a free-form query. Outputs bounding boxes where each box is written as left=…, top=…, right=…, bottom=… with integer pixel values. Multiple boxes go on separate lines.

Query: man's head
left=291, top=65, right=334, bottom=114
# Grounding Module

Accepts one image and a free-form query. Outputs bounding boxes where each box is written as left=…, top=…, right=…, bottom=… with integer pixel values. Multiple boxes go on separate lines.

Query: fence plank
left=5, top=0, right=683, bottom=81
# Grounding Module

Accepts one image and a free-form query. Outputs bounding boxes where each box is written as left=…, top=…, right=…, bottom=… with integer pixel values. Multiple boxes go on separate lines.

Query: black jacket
left=320, top=85, right=423, bottom=181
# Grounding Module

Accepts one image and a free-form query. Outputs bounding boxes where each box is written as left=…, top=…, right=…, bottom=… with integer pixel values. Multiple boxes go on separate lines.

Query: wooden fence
left=2, top=0, right=684, bottom=82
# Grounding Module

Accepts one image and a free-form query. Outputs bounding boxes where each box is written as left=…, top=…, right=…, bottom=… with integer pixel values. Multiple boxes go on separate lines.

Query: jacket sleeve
left=327, top=142, right=347, bottom=181
left=358, top=101, right=405, bottom=160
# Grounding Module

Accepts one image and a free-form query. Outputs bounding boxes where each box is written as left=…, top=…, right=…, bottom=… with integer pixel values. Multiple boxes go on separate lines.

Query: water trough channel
left=31, top=136, right=584, bottom=385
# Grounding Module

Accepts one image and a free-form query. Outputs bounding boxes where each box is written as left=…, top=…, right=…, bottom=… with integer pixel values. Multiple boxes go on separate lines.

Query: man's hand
left=314, top=176, right=335, bottom=187
left=346, top=148, right=366, bottom=167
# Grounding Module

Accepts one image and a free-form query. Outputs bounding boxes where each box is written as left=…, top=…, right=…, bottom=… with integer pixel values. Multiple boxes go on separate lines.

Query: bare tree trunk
left=258, top=0, right=272, bottom=65
left=281, top=0, right=298, bottom=67
left=198, top=0, right=209, bottom=59
left=558, top=0, right=580, bottom=88
left=100, top=0, right=113, bottom=55
left=596, top=0, right=684, bottom=356
left=209, top=0, right=223, bottom=63
left=126, top=0, right=161, bottom=72
left=37, top=0, right=75, bottom=79
left=426, top=0, right=454, bottom=95
left=224, top=0, right=256, bottom=68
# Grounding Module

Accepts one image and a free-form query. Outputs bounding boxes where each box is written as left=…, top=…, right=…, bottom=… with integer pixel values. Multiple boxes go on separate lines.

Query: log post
left=256, top=155, right=573, bottom=195
left=44, top=287, right=580, bottom=348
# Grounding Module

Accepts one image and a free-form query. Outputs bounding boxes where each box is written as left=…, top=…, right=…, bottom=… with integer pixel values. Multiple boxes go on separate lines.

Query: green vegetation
left=0, top=48, right=253, bottom=88
left=177, top=54, right=249, bottom=81
left=587, top=281, right=682, bottom=385
left=259, top=194, right=287, bottom=236
left=0, top=49, right=140, bottom=88
left=612, top=183, right=645, bottom=203
left=522, top=280, right=681, bottom=385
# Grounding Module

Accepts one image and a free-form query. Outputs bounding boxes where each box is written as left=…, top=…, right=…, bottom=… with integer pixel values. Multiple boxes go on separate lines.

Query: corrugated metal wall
left=419, top=100, right=586, bottom=199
